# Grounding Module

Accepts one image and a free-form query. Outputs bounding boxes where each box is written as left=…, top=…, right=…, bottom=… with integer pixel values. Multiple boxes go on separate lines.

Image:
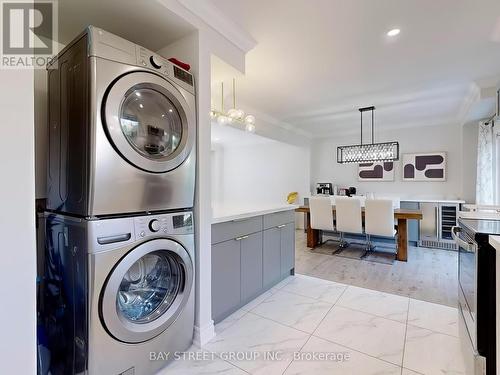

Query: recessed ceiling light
left=387, top=28, right=400, bottom=37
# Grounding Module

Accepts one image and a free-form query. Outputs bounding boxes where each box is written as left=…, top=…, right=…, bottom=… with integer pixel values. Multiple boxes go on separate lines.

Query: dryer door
left=100, top=238, right=193, bottom=343
left=103, top=71, right=195, bottom=173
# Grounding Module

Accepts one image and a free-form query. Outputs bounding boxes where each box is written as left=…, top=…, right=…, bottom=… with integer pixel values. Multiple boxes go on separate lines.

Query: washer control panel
left=134, top=211, right=193, bottom=238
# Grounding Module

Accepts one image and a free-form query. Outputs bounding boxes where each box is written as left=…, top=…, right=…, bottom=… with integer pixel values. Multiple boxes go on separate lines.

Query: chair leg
left=361, top=234, right=372, bottom=259
left=333, top=232, right=348, bottom=254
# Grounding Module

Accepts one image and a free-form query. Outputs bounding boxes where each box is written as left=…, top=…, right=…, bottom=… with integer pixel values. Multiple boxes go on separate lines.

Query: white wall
left=0, top=70, right=36, bottom=373
left=310, top=123, right=465, bottom=200
left=462, top=121, right=479, bottom=203
left=158, top=31, right=216, bottom=346
left=212, top=137, right=310, bottom=214
left=158, top=20, right=249, bottom=345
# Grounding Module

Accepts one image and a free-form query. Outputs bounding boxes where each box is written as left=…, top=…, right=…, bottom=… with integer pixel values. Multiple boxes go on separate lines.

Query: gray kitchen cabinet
left=241, top=232, right=263, bottom=301
left=211, top=209, right=296, bottom=323
left=280, top=222, right=295, bottom=277
left=264, top=210, right=295, bottom=230
left=212, top=216, right=263, bottom=244
left=263, top=227, right=282, bottom=289
left=211, top=239, right=241, bottom=323
left=400, top=201, right=419, bottom=244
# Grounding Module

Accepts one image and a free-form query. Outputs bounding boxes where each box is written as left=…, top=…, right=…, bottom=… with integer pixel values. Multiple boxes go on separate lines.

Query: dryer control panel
left=134, top=211, right=194, bottom=238
left=135, top=46, right=195, bottom=95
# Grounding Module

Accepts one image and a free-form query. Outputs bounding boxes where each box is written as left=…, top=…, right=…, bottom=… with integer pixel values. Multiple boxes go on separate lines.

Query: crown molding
left=242, top=104, right=314, bottom=140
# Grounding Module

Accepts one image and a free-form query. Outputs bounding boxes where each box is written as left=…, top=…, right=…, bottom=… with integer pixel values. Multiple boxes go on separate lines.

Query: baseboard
left=193, top=320, right=215, bottom=347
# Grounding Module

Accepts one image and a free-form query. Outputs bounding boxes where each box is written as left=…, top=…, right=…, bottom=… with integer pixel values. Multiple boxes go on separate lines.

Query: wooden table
left=295, top=206, right=423, bottom=262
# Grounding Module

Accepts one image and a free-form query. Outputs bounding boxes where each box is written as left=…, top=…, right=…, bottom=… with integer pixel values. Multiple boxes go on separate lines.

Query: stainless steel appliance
left=39, top=210, right=195, bottom=375
left=452, top=218, right=499, bottom=375
left=316, top=183, right=333, bottom=195
left=419, top=202, right=460, bottom=250
left=46, top=26, right=196, bottom=216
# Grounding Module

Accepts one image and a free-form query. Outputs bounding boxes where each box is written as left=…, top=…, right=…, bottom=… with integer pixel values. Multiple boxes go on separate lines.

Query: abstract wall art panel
left=358, top=161, right=395, bottom=181
left=402, top=152, right=446, bottom=181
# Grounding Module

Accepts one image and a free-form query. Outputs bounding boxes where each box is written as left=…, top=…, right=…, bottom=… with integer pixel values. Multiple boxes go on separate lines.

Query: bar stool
left=335, top=196, right=364, bottom=253
left=309, top=196, right=335, bottom=248
left=364, top=198, right=398, bottom=258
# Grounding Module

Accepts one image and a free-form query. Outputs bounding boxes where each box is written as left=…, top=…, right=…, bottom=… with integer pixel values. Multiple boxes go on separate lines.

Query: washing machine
left=39, top=210, right=195, bottom=375
left=46, top=26, right=196, bottom=216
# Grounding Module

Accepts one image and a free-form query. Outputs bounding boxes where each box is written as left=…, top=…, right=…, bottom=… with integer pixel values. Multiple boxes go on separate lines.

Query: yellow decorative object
left=287, top=192, right=298, bottom=204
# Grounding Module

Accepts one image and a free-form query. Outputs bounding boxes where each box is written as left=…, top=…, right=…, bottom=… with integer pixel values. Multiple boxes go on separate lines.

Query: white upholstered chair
left=364, top=199, right=397, bottom=256
left=309, top=196, right=335, bottom=246
left=335, top=196, right=364, bottom=251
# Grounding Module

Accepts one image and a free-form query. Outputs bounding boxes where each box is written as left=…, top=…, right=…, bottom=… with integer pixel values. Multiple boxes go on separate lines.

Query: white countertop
left=490, top=236, right=500, bottom=251
left=307, top=194, right=465, bottom=204
left=212, top=205, right=298, bottom=224
left=400, top=198, right=466, bottom=204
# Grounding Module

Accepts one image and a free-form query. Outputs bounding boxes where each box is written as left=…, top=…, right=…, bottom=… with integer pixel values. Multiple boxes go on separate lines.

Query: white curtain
left=476, top=121, right=495, bottom=204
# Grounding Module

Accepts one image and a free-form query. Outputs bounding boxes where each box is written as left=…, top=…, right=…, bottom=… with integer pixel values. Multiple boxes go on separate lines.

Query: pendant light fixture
left=337, top=106, right=399, bottom=164
left=210, top=79, right=256, bottom=132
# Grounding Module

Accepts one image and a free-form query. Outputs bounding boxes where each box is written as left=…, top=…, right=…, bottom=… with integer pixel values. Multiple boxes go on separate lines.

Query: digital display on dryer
left=173, top=214, right=193, bottom=229
left=173, top=66, right=193, bottom=86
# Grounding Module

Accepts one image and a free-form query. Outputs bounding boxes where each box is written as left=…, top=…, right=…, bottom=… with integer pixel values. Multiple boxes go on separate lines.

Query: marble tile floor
left=159, top=274, right=465, bottom=375
left=294, top=230, right=459, bottom=307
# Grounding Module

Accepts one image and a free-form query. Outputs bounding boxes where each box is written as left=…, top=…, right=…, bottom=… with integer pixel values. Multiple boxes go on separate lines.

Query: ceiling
left=58, top=0, right=195, bottom=50
left=210, top=0, right=500, bottom=137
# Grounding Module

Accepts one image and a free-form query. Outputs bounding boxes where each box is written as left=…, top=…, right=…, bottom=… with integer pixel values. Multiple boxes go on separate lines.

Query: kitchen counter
left=212, top=205, right=298, bottom=224
left=400, top=198, right=465, bottom=204
left=211, top=206, right=296, bottom=323
left=490, top=236, right=500, bottom=251
left=306, top=194, right=465, bottom=204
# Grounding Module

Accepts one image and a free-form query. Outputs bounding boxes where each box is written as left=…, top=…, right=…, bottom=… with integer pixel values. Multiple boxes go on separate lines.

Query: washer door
left=103, top=71, right=195, bottom=173
left=100, top=239, right=193, bottom=343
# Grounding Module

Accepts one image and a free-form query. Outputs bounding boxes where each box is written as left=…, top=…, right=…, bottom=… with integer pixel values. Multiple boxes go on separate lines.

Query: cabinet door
left=211, top=240, right=241, bottom=323
left=419, top=202, right=439, bottom=242
left=400, top=201, right=420, bottom=243
left=280, top=223, right=295, bottom=277
left=263, top=227, right=282, bottom=289
left=241, top=232, right=263, bottom=302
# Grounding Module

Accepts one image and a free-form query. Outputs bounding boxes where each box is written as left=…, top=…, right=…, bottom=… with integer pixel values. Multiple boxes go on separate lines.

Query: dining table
left=295, top=205, right=423, bottom=262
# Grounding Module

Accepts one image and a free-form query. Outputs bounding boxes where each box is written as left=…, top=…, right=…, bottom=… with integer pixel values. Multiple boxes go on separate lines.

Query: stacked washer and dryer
left=40, top=26, right=197, bottom=375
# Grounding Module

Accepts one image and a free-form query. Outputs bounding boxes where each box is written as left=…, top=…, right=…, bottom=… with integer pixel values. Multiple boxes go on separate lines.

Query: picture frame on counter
left=402, top=152, right=447, bottom=181
left=358, top=161, right=395, bottom=181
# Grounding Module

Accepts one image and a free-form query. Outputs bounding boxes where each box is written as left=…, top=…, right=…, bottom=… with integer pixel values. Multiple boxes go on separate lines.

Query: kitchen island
left=211, top=205, right=297, bottom=323
left=295, top=205, right=423, bottom=262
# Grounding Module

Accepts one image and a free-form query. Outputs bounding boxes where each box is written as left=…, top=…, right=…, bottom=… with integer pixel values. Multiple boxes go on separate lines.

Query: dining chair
left=364, top=199, right=398, bottom=257
left=335, top=196, right=364, bottom=252
left=309, top=196, right=335, bottom=247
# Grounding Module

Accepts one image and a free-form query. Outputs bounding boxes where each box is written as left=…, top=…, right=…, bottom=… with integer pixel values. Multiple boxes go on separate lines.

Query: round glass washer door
left=103, top=71, right=195, bottom=173
left=100, top=239, right=193, bottom=343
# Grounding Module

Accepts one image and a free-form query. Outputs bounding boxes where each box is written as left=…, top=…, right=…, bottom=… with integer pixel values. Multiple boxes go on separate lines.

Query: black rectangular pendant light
left=336, top=106, right=400, bottom=164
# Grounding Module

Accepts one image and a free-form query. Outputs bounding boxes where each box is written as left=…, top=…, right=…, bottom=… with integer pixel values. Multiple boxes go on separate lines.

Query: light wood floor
left=295, top=230, right=458, bottom=307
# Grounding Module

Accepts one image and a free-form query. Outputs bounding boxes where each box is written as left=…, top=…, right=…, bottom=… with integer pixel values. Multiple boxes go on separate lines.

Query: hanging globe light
left=217, top=115, right=229, bottom=125
left=210, top=79, right=256, bottom=132
left=245, top=123, right=256, bottom=133
left=244, top=114, right=255, bottom=125
left=227, top=108, right=244, bottom=120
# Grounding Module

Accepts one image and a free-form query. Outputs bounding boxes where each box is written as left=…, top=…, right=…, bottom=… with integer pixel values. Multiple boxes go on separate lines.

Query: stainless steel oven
left=452, top=224, right=484, bottom=374
left=452, top=218, right=499, bottom=375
